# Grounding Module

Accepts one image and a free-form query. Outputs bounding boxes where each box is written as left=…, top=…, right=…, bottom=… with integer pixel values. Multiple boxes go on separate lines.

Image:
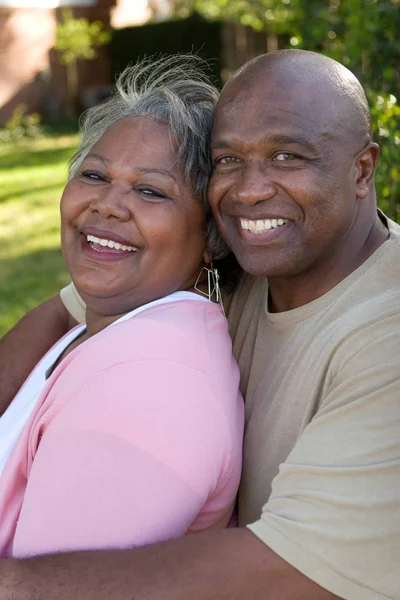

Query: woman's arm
left=0, top=296, right=75, bottom=416
left=11, top=359, right=242, bottom=556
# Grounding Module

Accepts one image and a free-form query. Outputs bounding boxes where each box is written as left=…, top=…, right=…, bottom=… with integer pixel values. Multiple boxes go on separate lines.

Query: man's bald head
left=218, top=50, right=371, bottom=152
left=209, top=49, right=381, bottom=285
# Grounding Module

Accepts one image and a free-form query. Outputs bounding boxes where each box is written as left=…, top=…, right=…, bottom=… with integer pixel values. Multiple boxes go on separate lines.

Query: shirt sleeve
left=248, top=316, right=400, bottom=600
left=13, top=360, right=241, bottom=557
left=60, top=282, right=86, bottom=323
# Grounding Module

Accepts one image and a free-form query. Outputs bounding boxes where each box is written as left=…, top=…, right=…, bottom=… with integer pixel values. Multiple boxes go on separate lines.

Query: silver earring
left=194, top=263, right=225, bottom=315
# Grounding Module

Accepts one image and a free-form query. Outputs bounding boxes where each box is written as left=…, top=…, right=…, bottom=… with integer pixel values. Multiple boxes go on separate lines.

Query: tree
left=54, top=9, right=111, bottom=118
left=173, top=0, right=400, bottom=220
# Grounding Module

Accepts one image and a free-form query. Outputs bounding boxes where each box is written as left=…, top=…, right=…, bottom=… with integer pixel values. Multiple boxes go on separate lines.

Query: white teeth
left=240, top=218, right=288, bottom=233
left=86, top=234, right=137, bottom=252
left=256, top=220, right=264, bottom=232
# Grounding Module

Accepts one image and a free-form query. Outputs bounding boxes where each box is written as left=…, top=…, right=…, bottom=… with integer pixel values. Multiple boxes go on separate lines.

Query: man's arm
left=0, top=296, right=76, bottom=416
left=1, top=529, right=339, bottom=600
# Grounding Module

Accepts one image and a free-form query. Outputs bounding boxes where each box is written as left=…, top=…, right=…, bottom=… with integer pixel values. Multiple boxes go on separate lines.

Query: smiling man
left=1, top=50, right=399, bottom=600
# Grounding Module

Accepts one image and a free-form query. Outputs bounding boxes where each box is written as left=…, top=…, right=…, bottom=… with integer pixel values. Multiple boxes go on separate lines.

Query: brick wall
left=0, top=0, right=117, bottom=125
left=0, top=7, right=56, bottom=123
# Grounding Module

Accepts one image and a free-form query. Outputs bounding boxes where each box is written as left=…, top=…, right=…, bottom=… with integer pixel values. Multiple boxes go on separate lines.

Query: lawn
left=0, top=134, right=79, bottom=337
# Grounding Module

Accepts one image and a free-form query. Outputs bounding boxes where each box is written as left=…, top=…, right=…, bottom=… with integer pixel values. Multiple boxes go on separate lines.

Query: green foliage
left=109, top=14, right=222, bottom=86
left=0, top=105, right=44, bottom=144
left=54, top=8, right=110, bottom=65
left=370, top=91, right=400, bottom=221
left=54, top=9, right=110, bottom=117
left=181, top=0, right=400, bottom=220
left=172, top=0, right=297, bottom=32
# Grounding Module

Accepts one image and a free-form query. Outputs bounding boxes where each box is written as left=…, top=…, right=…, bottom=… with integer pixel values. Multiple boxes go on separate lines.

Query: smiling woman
left=0, top=56, right=244, bottom=558
left=61, top=117, right=209, bottom=321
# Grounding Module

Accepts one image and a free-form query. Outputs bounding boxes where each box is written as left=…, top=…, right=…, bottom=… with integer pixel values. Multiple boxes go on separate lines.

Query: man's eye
left=273, top=152, right=297, bottom=161
left=214, top=156, right=239, bottom=166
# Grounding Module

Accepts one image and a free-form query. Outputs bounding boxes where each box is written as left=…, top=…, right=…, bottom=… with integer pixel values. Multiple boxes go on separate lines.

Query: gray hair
left=69, top=55, right=229, bottom=260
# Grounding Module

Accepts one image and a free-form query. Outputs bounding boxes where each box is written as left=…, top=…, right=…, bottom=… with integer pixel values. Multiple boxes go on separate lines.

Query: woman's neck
left=85, top=309, right=128, bottom=338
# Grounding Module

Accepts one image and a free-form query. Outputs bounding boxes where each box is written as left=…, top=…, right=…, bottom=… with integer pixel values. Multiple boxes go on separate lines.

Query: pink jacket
left=0, top=299, right=243, bottom=557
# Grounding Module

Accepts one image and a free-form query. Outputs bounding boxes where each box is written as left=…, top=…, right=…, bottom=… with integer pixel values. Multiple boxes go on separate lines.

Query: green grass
left=0, top=134, right=79, bottom=337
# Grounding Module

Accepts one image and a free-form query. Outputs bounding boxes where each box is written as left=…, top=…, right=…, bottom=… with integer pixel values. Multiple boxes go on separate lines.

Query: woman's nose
left=236, top=165, right=277, bottom=206
left=90, top=183, right=131, bottom=221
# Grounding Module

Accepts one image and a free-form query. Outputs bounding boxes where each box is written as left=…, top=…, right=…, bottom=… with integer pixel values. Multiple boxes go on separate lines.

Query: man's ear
left=355, top=142, right=379, bottom=199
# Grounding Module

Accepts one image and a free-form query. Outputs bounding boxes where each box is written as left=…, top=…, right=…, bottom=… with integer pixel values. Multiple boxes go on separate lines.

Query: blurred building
left=0, top=0, right=280, bottom=125
left=0, top=0, right=165, bottom=124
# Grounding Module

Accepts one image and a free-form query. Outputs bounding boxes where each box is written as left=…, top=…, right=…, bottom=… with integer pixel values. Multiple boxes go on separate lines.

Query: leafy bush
left=0, top=105, right=44, bottom=144
left=176, top=0, right=400, bottom=220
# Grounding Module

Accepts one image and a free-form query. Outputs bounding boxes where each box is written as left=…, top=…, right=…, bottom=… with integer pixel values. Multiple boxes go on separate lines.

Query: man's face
left=208, top=74, right=362, bottom=279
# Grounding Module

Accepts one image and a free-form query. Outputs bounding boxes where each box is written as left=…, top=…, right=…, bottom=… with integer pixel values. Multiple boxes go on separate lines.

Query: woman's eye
left=139, top=188, right=167, bottom=200
left=273, top=152, right=297, bottom=162
left=81, top=171, right=105, bottom=181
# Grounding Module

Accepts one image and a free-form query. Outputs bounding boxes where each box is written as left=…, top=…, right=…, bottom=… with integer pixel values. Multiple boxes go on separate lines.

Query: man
left=0, top=50, right=399, bottom=600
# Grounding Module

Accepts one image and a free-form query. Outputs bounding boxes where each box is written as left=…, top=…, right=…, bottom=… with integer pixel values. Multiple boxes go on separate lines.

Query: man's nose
left=90, top=183, right=131, bottom=221
left=235, top=165, right=277, bottom=206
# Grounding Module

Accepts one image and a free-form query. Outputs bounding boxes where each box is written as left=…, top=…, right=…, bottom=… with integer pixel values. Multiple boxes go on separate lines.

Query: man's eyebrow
left=210, top=135, right=318, bottom=153
left=83, top=154, right=177, bottom=182
left=210, top=140, right=231, bottom=150
left=266, top=134, right=318, bottom=153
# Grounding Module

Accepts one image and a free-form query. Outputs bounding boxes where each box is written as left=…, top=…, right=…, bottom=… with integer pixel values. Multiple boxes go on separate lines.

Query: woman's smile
left=80, top=227, right=140, bottom=262
left=61, top=116, right=207, bottom=316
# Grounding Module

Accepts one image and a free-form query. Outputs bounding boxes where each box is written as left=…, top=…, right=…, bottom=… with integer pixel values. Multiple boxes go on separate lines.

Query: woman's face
left=61, top=117, right=208, bottom=316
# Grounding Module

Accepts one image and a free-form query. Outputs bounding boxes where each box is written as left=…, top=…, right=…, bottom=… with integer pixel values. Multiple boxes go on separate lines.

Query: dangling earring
left=194, top=262, right=225, bottom=315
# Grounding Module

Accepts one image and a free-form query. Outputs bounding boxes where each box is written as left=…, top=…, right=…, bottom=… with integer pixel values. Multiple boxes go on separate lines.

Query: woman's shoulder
left=71, top=299, right=233, bottom=379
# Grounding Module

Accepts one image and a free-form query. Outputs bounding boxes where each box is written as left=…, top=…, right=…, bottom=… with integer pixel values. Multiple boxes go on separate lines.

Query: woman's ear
left=355, top=142, right=379, bottom=199
left=203, top=248, right=212, bottom=265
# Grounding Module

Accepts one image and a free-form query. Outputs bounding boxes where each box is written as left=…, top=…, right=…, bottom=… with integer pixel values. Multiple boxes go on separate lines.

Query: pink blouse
left=0, top=298, right=244, bottom=557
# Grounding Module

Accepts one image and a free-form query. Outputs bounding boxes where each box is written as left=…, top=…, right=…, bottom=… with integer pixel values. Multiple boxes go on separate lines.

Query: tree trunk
left=65, top=59, right=79, bottom=118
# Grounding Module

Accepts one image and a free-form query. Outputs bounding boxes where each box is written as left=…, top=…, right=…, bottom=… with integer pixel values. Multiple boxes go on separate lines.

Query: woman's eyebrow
left=84, top=154, right=177, bottom=182
left=85, top=152, right=110, bottom=164
left=136, top=168, right=177, bottom=182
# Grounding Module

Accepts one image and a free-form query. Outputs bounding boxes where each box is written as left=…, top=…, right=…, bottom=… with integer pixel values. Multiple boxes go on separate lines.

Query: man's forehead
left=212, top=93, right=332, bottom=143
left=212, top=71, right=342, bottom=143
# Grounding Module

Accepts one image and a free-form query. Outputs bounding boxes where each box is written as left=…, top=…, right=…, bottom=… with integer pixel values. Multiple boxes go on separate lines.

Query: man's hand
left=0, top=529, right=340, bottom=600
left=0, top=296, right=76, bottom=416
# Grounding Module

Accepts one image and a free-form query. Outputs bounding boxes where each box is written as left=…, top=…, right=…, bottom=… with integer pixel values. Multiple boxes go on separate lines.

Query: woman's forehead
left=91, top=118, right=181, bottom=172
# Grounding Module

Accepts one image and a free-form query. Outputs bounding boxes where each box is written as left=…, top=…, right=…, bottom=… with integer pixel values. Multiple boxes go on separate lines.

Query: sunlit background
left=1, top=0, right=399, bottom=335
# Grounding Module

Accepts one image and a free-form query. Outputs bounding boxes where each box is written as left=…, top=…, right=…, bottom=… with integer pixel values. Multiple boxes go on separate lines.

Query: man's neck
left=268, top=215, right=389, bottom=313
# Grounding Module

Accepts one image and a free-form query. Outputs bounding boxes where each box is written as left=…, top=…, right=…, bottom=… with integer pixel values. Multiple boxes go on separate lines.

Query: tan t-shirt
left=226, top=216, right=400, bottom=600
left=61, top=216, right=400, bottom=599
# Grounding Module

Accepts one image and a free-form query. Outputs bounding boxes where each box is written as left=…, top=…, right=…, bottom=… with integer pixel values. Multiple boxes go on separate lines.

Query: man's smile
left=240, top=217, right=288, bottom=233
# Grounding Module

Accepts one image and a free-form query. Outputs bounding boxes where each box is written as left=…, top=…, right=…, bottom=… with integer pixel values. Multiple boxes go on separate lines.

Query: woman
left=0, top=56, right=243, bottom=557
